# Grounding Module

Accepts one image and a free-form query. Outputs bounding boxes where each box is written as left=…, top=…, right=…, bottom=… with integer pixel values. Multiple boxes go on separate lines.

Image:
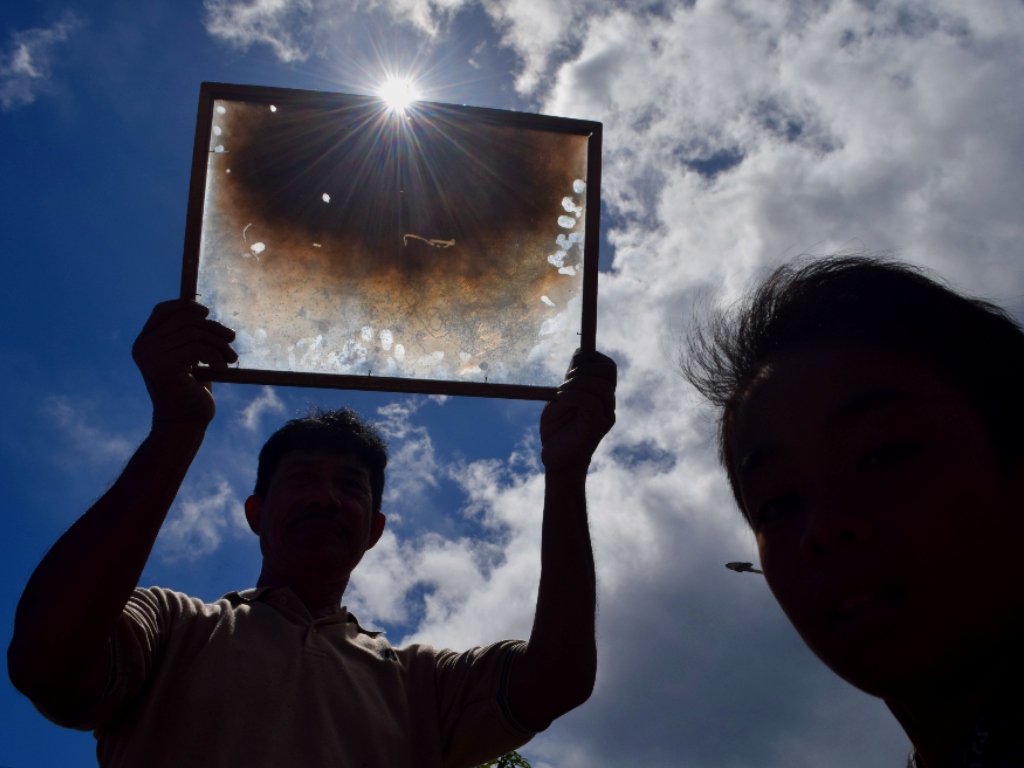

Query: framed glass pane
left=181, top=82, right=602, bottom=400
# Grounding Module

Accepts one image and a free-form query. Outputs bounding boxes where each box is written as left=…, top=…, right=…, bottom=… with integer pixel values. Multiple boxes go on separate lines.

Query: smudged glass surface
left=197, top=96, right=589, bottom=387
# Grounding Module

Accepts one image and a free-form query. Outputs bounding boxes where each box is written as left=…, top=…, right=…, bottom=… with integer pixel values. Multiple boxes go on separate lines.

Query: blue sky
left=3, top=1, right=1024, bottom=766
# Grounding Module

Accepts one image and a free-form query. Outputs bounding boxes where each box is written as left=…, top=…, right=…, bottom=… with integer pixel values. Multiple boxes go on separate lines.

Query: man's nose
left=799, top=486, right=873, bottom=559
left=307, top=478, right=344, bottom=508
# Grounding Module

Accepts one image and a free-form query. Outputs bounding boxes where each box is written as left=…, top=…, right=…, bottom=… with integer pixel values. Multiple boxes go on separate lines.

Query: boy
left=682, top=257, right=1024, bottom=767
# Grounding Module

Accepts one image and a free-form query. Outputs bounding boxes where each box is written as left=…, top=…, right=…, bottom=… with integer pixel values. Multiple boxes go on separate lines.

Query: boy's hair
left=680, top=255, right=1024, bottom=521
left=254, top=407, right=388, bottom=515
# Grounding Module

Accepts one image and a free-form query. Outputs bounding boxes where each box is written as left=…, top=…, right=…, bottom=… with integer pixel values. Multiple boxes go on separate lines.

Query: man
left=681, top=256, right=1024, bottom=767
left=7, top=299, right=617, bottom=767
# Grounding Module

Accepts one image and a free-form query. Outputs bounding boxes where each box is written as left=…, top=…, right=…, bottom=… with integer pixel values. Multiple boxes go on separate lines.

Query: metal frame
left=181, top=82, right=601, bottom=401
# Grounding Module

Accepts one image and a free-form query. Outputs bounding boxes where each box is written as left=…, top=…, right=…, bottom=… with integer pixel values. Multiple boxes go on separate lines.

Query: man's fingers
left=558, top=374, right=615, bottom=397
left=150, top=326, right=238, bottom=360
left=545, top=389, right=615, bottom=434
left=140, top=336, right=236, bottom=374
left=557, top=388, right=615, bottom=422
left=164, top=341, right=235, bottom=372
left=141, top=310, right=235, bottom=345
left=140, top=299, right=209, bottom=335
left=565, top=350, right=617, bottom=385
left=555, top=375, right=615, bottom=421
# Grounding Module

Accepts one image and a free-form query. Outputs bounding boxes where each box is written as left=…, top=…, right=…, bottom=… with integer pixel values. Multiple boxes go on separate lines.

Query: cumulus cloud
left=374, top=400, right=442, bottom=512
left=347, top=527, right=501, bottom=627
left=157, top=479, right=249, bottom=562
left=323, top=1, right=1024, bottom=764
left=546, top=1, right=1024, bottom=299
left=239, top=385, right=286, bottom=431
left=191, top=0, right=1024, bottom=764
left=346, top=454, right=537, bottom=641
left=203, top=0, right=315, bottom=62
left=200, top=0, right=595, bottom=94
left=0, top=11, right=84, bottom=110
left=44, top=396, right=135, bottom=465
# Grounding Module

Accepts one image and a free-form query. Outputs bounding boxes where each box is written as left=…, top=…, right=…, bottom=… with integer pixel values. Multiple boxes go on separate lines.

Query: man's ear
left=367, top=512, right=386, bottom=550
left=244, top=495, right=264, bottom=536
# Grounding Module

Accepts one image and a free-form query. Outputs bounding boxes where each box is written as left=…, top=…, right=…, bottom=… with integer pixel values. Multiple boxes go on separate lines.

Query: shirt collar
left=222, top=587, right=384, bottom=636
left=905, top=647, right=1024, bottom=768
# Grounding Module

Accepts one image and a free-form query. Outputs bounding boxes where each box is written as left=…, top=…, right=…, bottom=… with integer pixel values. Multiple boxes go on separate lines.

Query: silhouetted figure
left=7, top=299, right=617, bottom=768
left=683, top=256, right=1024, bottom=768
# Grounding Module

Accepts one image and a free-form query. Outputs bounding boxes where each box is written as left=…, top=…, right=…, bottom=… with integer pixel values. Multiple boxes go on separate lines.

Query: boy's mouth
left=823, top=584, right=907, bottom=629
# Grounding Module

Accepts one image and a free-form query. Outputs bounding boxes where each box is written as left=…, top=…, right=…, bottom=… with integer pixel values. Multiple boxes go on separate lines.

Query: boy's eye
left=861, top=441, right=922, bottom=469
left=753, top=492, right=799, bottom=530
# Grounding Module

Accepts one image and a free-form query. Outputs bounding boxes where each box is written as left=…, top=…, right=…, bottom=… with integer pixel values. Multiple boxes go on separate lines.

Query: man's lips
left=289, top=513, right=347, bottom=535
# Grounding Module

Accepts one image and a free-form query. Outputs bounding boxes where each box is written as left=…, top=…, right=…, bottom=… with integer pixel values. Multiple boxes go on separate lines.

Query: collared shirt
left=38, top=586, right=534, bottom=768
left=906, top=665, right=1024, bottom=768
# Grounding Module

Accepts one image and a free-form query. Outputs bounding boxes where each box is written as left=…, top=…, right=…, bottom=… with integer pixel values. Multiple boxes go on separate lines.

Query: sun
left=378, top=77, right=420, bottom=113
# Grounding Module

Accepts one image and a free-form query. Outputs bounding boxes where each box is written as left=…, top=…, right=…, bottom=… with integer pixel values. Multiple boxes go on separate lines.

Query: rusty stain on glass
left=197, top=96, right=590, bottom=388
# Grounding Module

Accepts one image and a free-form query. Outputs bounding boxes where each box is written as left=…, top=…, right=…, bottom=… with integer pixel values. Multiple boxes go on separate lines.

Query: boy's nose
left=799, top=489, right=874, bottom=559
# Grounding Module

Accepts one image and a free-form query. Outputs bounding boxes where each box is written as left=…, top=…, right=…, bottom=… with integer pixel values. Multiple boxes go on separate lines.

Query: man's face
left=245, top=450, right=385, bottom=582
left=732, top=339, right=1024, bottom=699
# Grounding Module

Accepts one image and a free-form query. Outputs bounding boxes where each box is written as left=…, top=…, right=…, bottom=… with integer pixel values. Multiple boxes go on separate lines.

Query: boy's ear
left=244, top=495, right=263, bottom=536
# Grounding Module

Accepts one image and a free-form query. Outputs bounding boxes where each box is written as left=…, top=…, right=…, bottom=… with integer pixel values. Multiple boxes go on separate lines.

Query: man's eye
left=754, top=492, right=799, bottom=529
left=861, top=441, right=921, bottom=468
left=335, top=474, right=367, bottom=490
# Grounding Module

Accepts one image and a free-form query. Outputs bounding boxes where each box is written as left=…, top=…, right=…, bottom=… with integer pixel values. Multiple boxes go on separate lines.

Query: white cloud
left=375, top=400, right=441, bottom=511
left=0, top=12, right=84, bottom=110
left=336, top=1, right=1024, bottom=764
left=477, top=0, right=592, bottom=94
left=239, top=385, right=286, bottom=431
left=203, top=0, right=315, bottom=62
left=199, top=0, right=594, bottom=94
left=347, top=455, right=534, bottom=642
left=191, top=0, right=1024, bottom=763
left=44, top=396, right=135, bottom=465
left=347, top=527, right=499, bottom=627
left=544, top=1, right=1024, bottom=299
left=157, top=479, right=249, bottom=562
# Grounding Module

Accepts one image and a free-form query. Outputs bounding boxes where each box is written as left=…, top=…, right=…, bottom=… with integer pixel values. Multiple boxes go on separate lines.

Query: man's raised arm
left=506, top=351, right=616, bottom=731
left=7, top=300, right=236, bottom=720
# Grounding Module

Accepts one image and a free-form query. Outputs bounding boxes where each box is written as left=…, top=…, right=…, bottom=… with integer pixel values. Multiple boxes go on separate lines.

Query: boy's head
left=683, top=256, right=1024, bottom=514
left=682, top=256, right=1024, bottom=699
left=254, top=407, right=388, bottom=515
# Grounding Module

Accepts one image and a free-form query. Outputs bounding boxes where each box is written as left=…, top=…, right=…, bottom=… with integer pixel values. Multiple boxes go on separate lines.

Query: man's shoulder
left=127, top=585, right=254, bottom=621
left=391, top=638, right=528, bottom=673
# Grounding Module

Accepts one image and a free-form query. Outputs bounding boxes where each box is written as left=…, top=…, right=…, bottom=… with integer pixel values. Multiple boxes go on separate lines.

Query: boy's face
left=732, top=339, right=1024, bottom=699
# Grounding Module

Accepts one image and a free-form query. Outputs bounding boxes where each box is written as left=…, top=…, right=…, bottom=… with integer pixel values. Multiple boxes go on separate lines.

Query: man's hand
left=540, top=350, right=617, bottom=476
left=131, top=300, right=237, bottom=426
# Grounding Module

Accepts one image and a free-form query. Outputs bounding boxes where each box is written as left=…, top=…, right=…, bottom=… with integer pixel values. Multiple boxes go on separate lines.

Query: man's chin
left=291, top=518, right=348, bottom=537
left=280, top=539, right=355, bottom=569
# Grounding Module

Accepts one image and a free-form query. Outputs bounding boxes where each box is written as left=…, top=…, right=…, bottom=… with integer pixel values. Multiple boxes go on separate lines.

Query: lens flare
left=378, top=77, right=420, bottom=113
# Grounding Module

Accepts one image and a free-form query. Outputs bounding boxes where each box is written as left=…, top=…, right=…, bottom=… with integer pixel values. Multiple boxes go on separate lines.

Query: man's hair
left=680, top=255, right=1024, bottom=521
left=254, top=407, right=388, bottom=515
